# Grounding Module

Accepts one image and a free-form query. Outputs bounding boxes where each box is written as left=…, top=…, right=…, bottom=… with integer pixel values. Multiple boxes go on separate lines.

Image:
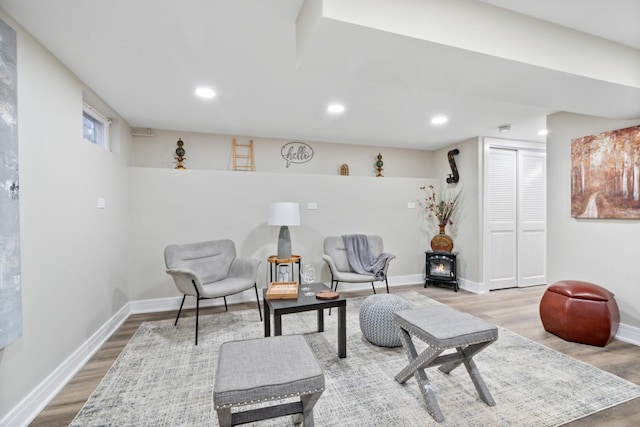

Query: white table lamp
left=268, top=202, right=300, bottom=260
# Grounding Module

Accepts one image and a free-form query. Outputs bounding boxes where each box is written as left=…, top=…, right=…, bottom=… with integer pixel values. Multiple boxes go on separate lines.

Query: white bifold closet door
left=485, top=146, right=546, bottom=290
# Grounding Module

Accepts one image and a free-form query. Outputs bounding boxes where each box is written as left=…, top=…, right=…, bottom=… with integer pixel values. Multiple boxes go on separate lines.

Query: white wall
left=128, top=130, right=448, bottom=306
left=127, top=130, right=490, bottom=305
left=0, top=10, right=133, bottom=423
left=127, top=168, right=436, bottom=304
left=430, top=138, right=482, bottom=284
left=547, top=112, right=640, bottom=329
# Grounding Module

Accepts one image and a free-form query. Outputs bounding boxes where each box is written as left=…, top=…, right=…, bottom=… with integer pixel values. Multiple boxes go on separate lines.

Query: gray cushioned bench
left=394, top=305, right=498, bottom=423
left=214, top=335, right=325, bottom=426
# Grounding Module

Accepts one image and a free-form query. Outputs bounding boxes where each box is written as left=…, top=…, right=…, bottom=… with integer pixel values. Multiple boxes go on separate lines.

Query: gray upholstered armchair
left=322, top=235, right=395, bottom=294
left=164, top=239, right=262, bottom=345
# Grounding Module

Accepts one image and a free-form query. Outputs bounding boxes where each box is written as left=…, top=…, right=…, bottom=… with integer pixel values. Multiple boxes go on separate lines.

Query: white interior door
left=484, top=142, right=546, bottom=290
left=517, top=150, right=547, bottom=287
left=486, top=147, right=518, bottom=290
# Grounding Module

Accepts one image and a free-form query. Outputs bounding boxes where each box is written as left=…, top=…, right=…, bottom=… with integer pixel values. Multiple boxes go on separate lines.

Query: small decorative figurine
left=340, top=163, right=349, bottom=176
left=375, top=153, right=384, bottom=177
left=175, top=138, right=186, bottom=169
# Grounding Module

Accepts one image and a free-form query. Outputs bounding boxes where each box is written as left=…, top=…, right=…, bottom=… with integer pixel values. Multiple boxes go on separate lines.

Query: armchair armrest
left=381, top=254, right=396, bottom=277
left=228, top=257, right=261, bottom=281
left=165, top=267, right=203, bottom=296
left=322, top=254, right=340, bottom=273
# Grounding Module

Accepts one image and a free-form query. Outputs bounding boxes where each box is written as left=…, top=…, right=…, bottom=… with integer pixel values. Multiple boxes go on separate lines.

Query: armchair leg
left=254, top=283, right=263, bottom=321
left=385, top=278, right=390, bottom=293
left=371, top=282, right=376, bottom=294
left=195, top=295, right=200, bottom=345
left=175, top=294, right=187, bottom=326
left=223, top=297, right=228, bottom=312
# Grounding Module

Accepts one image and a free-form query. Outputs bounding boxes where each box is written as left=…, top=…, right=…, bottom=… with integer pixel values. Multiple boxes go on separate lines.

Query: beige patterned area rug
left=71, top=291, right=640, bottom=426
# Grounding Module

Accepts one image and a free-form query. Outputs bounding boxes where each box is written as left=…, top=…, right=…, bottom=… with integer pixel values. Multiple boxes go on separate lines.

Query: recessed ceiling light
left=498, top=125, right=511, bottom=133
left=195, top=87, right=216, bottom=98
left=431, top=115, right=448, bottom=125
left=327, top=104, right=345, bottom=113
left=538, top=129, right=549, bottom=136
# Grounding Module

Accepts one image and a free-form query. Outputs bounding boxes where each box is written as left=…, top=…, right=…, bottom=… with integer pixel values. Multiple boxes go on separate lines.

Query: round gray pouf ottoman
left=359, top=294, right=411, bottom=347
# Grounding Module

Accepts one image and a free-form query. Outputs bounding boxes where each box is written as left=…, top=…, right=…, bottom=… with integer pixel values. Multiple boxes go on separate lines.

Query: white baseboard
left=0, top=304, right=131, bottom=427
left=457, top=278, right=485, bottom=294
left=615, top=323, right=640, bottom=346
left=6, top=274, right=638, bottom=427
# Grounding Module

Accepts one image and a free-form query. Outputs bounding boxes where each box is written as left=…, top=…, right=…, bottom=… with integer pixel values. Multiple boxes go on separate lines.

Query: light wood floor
left=30, top=284, right=640, bottom=426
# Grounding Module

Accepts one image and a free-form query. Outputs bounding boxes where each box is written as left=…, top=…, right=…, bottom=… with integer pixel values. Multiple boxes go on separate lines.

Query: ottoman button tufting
left=359, top=294, right=411, bottom=347
left=539, top=280, right=619, bottom=347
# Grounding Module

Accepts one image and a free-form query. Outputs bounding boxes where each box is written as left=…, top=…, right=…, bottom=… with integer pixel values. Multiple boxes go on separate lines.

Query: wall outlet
left=407, top=202, right=416, bottom=209
left=97, top=198, right=106, bottom=209
left=307, top=202, right=318, bottom=210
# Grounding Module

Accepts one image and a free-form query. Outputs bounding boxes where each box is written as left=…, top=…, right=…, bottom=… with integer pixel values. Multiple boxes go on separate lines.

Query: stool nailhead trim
left=400, top=325, right=496, bottom=350
left=214, top=387, right=325, bottom=409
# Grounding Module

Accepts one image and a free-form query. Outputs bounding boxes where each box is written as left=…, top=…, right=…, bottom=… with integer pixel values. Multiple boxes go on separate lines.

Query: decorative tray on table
left=266, top=282, right=298, bottom=300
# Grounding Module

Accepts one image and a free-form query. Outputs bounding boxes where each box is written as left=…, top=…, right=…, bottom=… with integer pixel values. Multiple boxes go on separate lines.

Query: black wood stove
left=424, top=251, right=458, bottom=292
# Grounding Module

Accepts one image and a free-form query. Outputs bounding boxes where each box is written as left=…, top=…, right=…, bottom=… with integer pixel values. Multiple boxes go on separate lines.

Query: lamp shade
left=267, top=202, right=300, bottom=226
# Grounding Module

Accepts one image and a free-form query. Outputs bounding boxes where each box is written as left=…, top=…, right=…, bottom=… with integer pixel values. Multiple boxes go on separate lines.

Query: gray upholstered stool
left=214, top=335, right=325, bottom=426
left=394, top=305, right=498, bottom=423
left=359, top=294, right=411, bottom=347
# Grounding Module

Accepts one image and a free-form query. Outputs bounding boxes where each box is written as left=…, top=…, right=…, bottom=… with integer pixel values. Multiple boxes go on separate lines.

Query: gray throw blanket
left=342, top=234, right=393, bottom=281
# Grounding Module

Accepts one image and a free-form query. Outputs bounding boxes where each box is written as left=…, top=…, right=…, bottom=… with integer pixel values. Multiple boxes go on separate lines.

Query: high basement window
left=83, top=102, right=111, bottom=150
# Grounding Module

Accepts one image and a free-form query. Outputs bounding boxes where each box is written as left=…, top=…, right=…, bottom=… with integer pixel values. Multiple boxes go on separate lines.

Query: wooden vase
left=431, top=224, right=454, bottom=252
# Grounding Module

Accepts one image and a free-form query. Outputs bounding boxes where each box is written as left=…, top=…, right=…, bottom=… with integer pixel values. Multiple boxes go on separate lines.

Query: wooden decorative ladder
left=232, top=138, right=254, bottom=171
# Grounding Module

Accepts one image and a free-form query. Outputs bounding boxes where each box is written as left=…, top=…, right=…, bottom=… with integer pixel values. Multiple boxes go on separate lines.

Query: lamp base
left=277, top=226, right=292, bottom=260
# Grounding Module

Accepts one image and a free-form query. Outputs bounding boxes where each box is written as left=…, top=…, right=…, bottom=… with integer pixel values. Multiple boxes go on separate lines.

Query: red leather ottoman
left=539, top=280, right=619, bottom=347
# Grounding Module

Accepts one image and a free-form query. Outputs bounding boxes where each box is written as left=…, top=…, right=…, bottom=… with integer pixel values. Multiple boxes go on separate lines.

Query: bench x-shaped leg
left=395, top=328, right=495, bottom=422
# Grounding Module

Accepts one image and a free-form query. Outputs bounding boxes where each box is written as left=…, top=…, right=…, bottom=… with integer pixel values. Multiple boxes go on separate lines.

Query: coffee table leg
left=317, top=309, right=324, bottom=332
left=274, top=313, right=282, bottom=336
left=263, top=303, right=271, bottom=337
left=338, top=305, right=346, bottom=358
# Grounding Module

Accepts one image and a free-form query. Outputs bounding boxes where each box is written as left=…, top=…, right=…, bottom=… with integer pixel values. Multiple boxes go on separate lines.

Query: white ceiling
left=1, top=0, right=639, bottom=150
left=478, top=0, right=640, bottom=50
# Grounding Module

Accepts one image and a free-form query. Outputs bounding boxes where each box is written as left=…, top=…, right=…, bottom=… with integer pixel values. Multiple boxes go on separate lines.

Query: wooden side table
left=267, top=254, right=301, bottom=284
